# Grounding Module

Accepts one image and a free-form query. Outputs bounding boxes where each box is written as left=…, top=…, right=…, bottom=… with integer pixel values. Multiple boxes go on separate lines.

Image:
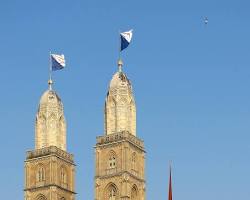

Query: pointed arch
left=131, top=184, right=139, bottom=200
left=131, top=152, right=137, bottom=171
left=129, top=99, right=136, bottom=136
left=105, top=96, right=117, bottom=134
left=108, top=150, right=117, bottom=169
left=118, top=97, right=128, bottom=131
left=35, top=114, right=47, bottom=149
left=36, top=164, right=45, bottom=182
left=105, top=183, right=119, bottom=200
left=60, top=165, right=68, bottom=184
left=59, top=115, right=66, bottom=150
left=48, top=113, right=57, bottom=133
left=59, top=115, right=65, bottom=129
left=60, top=165, right=68, bottom=188
left=110, top=98, right=116, bottom=133
left=35, top=194, right=47, bottom=200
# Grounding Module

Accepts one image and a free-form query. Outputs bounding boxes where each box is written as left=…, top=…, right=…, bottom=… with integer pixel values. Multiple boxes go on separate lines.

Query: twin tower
left=24, top=60, right=146, bottom=200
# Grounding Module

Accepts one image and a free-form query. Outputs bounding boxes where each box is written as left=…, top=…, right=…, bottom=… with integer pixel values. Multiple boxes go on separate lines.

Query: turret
left=35, top=80, right=66, bottom=150
left=104, top=59, right=136, bottom=136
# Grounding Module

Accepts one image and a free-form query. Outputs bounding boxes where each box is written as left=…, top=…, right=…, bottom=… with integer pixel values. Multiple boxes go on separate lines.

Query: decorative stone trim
left=96, top=131, right=144, bottom=150
left=26, top=146, right=74, bottom=163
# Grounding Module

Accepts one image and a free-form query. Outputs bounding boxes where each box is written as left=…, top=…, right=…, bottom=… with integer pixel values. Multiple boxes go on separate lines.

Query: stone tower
left=24, top=80, right=76, bottom=200
left=95, top=60, right=146, bottom=200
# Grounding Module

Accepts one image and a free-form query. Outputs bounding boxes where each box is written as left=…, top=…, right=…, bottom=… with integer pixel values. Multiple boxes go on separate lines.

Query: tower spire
left=48, top=51, right=53, bottom=90
left=105, top=60, right=136, bottom=136
left=48, top=79, right=53, bottom=90
left=118, top=58, right=123, bottom=72
left=25, top=73, right=75, bottom=199
left=168, top=164, right=173, bottom=200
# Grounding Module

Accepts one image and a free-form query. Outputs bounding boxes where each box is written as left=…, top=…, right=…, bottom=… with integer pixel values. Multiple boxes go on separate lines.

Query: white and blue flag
left=120, top=30, right=133, bottom=51
left=51, top=54, right=65, bottom=71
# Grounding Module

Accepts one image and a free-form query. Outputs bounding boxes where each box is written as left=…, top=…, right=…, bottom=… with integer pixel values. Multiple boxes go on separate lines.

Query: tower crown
left=105, top=62, right=136, bottom=136
left=109, top=71, right=131, bottom=90
left=35, top=88, right=66, bottom=150
left=39, top=89, right=62, bottom=106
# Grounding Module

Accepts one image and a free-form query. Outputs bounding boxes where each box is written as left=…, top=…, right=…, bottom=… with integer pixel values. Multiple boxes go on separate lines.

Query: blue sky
left=0, top=0, right=250, bottom=199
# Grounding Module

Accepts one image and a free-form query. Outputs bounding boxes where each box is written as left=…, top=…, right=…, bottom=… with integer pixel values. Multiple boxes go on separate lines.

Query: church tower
left=95, top=60, right=146, bottom=200
left=24, top=80, right=76, bottom=200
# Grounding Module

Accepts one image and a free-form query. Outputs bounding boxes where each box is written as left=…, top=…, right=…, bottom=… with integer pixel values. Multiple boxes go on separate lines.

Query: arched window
left=108, top=151, right=116, bottom=169
left=129, top=100, right=136, bottom=135
left=36, top=194, right=47, bottom=200
left=36, top=165, right=45, bottom=182
left=119, top=98, right=128, bottom=131
left=131, top=185, right=138, bottom=200
left=36, top=115, right=46, bottom=148
left=105, top=98, right=117, bottom=134
left=60, top=166, right=67, bottom=188
left=59, top=116, right=66, bottom=150
left=106, top=184, right=117, bottom=200
left=131, top=152, right=136, bottom=171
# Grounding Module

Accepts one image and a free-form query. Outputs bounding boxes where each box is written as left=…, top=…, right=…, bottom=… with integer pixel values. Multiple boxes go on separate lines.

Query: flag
left=51, top=54, right=66, bottom=71
left=120, top=30, right=133, bottom=51
left=168, top=166, right=173, bottom=200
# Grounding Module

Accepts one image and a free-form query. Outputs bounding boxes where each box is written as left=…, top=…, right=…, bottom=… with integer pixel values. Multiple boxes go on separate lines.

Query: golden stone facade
left=24, top=146, right=76, bottom=200
left=24, top=85, right=76, bottom=200
left=95, top=132, right=145, bottom=200
left=95, top=61, right=146, bottom=200
left=24, top=60, right=145, bottom=200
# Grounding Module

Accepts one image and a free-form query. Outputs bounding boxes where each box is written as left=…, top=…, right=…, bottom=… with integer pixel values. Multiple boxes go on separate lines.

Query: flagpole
left=118, top=30, right=123, bottom=72
left=48, top=51, right=53, bottom=90
left=119, top=30, right=121, bottom=60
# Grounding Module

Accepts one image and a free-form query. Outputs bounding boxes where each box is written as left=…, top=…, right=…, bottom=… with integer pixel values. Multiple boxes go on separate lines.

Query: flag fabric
left=120, top=30, right=133, bottom=51
left=168, top=166, right=173, bottom=200
left=51, top=54, right=66, bottom=71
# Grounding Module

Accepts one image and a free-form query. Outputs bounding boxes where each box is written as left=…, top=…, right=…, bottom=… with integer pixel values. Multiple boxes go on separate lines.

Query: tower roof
left=39, top=89, right=62, bottom=108
left=35, top=85, right=66, bottom=151
left=109, top=71, right=132, bottom=91
left=104, top=60, right=136, bottom=136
